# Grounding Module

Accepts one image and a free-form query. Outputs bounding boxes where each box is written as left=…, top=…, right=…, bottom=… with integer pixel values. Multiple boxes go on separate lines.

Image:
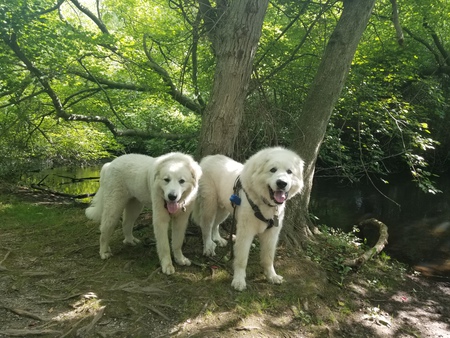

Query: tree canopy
left=1, top=0, right=449, bottom=192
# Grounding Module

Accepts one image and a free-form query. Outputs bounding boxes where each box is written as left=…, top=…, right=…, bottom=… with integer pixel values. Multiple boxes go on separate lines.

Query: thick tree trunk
left=198, top=0, right=269, bottom=157
left=283, top=0, right=377, bottom=247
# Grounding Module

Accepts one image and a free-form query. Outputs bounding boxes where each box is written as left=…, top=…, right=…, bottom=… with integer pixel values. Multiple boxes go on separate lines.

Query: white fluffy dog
left=86, top=152, right=202, bottom=275
left=192, top=147, right=304, bottom=291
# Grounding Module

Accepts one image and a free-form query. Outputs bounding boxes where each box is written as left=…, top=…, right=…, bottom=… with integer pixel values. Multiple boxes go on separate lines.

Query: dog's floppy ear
left=290, top=154, right=305, bottom=196
left=153, top=160, right=164, bottom=183
left=189, top=158, right=202, bottom=184
left=249, top=152, right=270, bottom=178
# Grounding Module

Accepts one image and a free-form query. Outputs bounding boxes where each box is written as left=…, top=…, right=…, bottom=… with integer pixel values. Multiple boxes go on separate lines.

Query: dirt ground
left=0, top=188, right=449, bottom=337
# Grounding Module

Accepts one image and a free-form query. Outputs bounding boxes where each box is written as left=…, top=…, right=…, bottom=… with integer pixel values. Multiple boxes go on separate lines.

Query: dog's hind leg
left=171, top=212, right=191, bottom=267
left=198, top=193, right=221, bottom=256
left=99, top=199, right=126, bottom=259
left=122, top=198, right=144, bottom=245
left=212, top=209, right=230, bottom=247
left=258, top=226, right=283, bottom=285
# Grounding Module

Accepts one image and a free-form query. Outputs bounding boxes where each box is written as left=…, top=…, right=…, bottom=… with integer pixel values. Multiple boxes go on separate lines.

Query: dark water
left=310, top=174, right=450, bottom=276
left=24, top=167, right=450, bottom=276
left=23, top=165, right=102, bottom=199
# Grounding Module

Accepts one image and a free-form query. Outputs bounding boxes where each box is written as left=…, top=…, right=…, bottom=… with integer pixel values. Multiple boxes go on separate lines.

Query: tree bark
left=283, top=0, right=377, bottom=247
left=198, top=0, right=269, bottom=157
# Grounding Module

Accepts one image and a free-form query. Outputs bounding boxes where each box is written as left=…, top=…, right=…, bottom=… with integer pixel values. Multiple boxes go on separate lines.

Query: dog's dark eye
left=179, top=179, right=185, bottom=184
left=164, top=178, right=170, bottom=183
left=287, top=169, right=292, bottom=174
left=270, top=168, right=277, bottom=173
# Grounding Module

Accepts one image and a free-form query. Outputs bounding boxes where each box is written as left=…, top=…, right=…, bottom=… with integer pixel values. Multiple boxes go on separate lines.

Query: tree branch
left=389, top=0, right=403, bottom=45
left=143, top=34, right=203, bottom=114
left=2, top=32, right=196, bottom=141
left=77, top=56, right=130, bottom=128
left=69, top=0, right=110, bottom=34
left=423, top=20, right=450, bottom=67
left=36, top=0, right=66, bottom=16
left=403, top=27, right=442, bottom=67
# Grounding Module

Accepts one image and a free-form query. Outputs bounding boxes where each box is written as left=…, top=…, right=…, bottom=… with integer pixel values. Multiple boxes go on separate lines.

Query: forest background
left=1, top=0, right=449, bottom=237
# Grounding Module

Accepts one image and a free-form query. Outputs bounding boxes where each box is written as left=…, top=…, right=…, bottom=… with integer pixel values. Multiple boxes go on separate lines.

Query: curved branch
left=344, top=218, right=389, bottom=268
left=403, top=27, right=442, bottom=67
left=77, top=56, right=130, bottom=128
left=251, top=0, right=332, bottom=93
left=3, top=33, right=69, bottom=120
left=69, top=0, right=109, bottom=34
left=3, top=32, right=196, bottom=141
left=143, top=34, right=203, bottom=114
left=423, top=20, right=450, bottom=67
left=36, top=0, right=66, bottom=16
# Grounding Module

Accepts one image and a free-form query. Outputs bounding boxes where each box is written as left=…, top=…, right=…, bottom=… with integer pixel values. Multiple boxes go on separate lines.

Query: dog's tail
left=85, top=162, right=110, bottom=223
left=85, top=186, right=104, bottom=223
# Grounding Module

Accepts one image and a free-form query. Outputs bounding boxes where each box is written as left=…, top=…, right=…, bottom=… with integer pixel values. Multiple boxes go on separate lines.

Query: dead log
left=344, top=218, right=389, bottom=268
left=31, top=184, right=96, bottom=199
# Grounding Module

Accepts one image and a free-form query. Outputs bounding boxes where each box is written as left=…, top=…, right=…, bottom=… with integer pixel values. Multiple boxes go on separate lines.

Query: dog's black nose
left=168, top=193, right=177, bottom=201
left=276, top=180, right=287, bottom=189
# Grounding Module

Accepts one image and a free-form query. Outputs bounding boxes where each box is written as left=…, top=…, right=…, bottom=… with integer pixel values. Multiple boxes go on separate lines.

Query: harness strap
left=229, top=176, right=278, bottom=230
left=244, top=191, right=276, bottom=229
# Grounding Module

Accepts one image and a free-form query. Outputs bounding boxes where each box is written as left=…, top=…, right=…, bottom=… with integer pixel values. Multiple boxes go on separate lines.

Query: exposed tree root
left=76, top=306, right=106, bottom=336
left=0, top=250, right=11, bottom=270
left=344, top=218, right=389, bottom=268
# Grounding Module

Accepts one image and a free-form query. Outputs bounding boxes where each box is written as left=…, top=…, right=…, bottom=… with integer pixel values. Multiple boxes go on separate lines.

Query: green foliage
left=306, top=225, right=365, bottom=286
left=318, top=1, right=449, bottom=192
left=1, top=0, right=449, bottom=191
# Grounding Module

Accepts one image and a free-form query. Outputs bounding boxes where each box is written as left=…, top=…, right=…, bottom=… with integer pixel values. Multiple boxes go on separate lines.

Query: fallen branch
left=38, top=292, right=83, bottom=304
left=110, top=281, right=167, bottom=295
left=344, top=218, right=389, bottom=268
left=0, top=329, right=61, bottom=336
left=31, top=184, right=96, bottom=199
left=143, top=304, right=170, bottom=321
left=1, top=305, right=48, bottom=321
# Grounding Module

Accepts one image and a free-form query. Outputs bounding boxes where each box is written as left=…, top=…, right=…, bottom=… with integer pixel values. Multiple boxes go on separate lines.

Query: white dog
left=192, top=147, right=304, bottom=291
left=85, top=152, right=202, bottom=275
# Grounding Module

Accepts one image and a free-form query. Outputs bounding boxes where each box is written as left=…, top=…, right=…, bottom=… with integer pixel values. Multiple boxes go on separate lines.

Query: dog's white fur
left=192, top=147, right=304, bottom=290
left=86, top=152, right=202, bottom=275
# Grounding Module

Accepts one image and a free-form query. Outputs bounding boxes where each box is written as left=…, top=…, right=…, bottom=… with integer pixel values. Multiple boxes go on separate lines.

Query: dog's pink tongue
left=166, top=201, right=179, bottom=214
left=274, top=191, right=287, bottom=203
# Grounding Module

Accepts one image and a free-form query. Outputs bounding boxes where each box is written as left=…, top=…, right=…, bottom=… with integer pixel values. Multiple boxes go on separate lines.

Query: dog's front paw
left=216, top=237, right=228, bottom=247
left=123, top=236, right=141, bottom=246
left=100, top=248, right=112, bottom=259
left=161, top=263, right=175, bottom=275
left=100, top=251, right=112, bottom=259
left=267, top=274, right=284, bottom=285
left=203, top=241, right=217, bottom=257
left=175, top=255, right=191, bottom=266
left=231, top=277, right=247, bottom=291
